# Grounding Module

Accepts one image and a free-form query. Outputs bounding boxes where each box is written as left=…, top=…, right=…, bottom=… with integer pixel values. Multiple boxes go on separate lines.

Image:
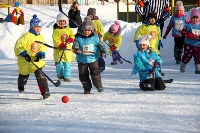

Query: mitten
left=187, top=32, right=197, bottom=39
left=135, top=40, right=139, bottom=48
left=154, top=61, right=160, bottom=67
left=158, top=40, right=163, bottom=50
left=100, top=49, right=106, bottom=57
left=76, top=49, right=82, bottom=54
left=110, top=45, right=117, bottom=51
left=35, top=52, right=45, bottom=62
left=59, top=42, right=67, bottom=48
left=24, top=54, right=31, bottom=62
left=66, top=38, right=74, bottom=43
left=163, top=35, right=167, bottom=39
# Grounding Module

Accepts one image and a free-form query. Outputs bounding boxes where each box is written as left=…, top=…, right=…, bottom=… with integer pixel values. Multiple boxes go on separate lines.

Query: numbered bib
left=83, top=44, right=94, bottom=55
left=175, top=20, right=184, bottom=31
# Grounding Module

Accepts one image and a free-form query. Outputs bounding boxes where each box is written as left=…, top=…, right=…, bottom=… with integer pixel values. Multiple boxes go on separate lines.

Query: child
left=163, top=1, right=188, bottom=64
left=132, top=35, right=166, bottom=91
left=180, top=8, right=200, bottom=74
left=52, top=13, right=75, bottom=82
left=14, top=14, right=50, bottom=99
left=11, top=2, right=24, bottom=25
left=72, top=20, right=106, bottom=94
left=87, top=8, right=105, bottom=72
left=103, top=21, right=123, bottom=65
left=134, top=12, right=163, bottom=55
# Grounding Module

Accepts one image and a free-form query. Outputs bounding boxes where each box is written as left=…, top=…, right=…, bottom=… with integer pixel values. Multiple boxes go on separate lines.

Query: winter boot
left=42, top=92, right=50, bottom=99
left=57, top=75, right=64, bottom=80
left=18, top=86, right=24, bottom=93
left=180, top=62, right=186, bottom=73
left=176, top=59, right=181, bottom=64
left=195, top=64, right=200, bottom=74
left=84, top=91, right=90, bottom=94
left=111, top=61, right=118, bottom=65
left=118, top=59, right=123, bottom=64
left=64, top=78, right=71, bottom=82
left=97, top=87, right=104, bottom=92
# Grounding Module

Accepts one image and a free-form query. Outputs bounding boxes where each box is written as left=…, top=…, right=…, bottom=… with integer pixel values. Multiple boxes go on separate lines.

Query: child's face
left=58, top=20, right=67, bottom=27
left=32, top=26, right=41, bottom=35
left=191, top=16, right=199, bottom=24
left=139, top=44, right=149, bottom=51
left=148, top=17, right=156, bottom=24
left=176, top=10, right=183, bottom=14
left=83, top=30, right=92, bottom=36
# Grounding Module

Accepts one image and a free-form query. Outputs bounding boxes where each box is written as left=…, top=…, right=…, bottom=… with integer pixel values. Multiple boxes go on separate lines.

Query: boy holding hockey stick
left=14, top=14, right=50, bottom=99
left=132, top=35, right=166, bottom=91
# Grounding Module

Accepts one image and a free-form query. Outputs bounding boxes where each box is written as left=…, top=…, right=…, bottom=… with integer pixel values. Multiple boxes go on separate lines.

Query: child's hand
left=59, top=42, right=67, bottom=48
left=110, top=45, right=117, bottom=51
left=66, top=38, right=74, bottom=43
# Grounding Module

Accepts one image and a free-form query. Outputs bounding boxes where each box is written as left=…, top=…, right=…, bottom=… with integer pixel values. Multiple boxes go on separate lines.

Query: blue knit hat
left=15, top=2, right=20, bottom=7
left=30, top=14, right=42, bottom=28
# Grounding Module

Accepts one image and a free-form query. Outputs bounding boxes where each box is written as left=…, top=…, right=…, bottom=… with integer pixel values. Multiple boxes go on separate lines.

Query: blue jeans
left=56, top=62, right=72, bottom=78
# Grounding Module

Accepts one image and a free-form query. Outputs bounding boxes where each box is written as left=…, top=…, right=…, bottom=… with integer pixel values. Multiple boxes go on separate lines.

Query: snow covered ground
left=0, top=3, right=200, bottom=133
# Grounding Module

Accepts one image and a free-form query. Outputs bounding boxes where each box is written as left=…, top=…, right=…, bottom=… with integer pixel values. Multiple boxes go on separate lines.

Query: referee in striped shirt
left=135, top=0, right=171, bottom=35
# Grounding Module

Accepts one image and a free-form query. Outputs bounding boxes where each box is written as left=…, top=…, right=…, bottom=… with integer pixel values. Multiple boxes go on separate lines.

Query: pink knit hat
left=190, top=8, right=200, bottom=18
left=175, top=1, right=185, bottom=12
left=110, top=21, right=120, bottom=33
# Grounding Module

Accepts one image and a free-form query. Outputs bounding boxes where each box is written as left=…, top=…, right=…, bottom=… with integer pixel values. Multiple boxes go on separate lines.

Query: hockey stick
left=58, top=0, right=79, bottom=27
left=30, top=60, right=61, bottom=87
left=104, top=41, right=132, bottom=64
left=163, top=79, right=173, bottom=83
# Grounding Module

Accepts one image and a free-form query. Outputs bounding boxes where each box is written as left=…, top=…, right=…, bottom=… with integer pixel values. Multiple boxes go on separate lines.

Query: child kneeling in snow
left=72, top=20, right=106, bottom=94
left=132, top=35, right=166, bottom=91
left=103, top=21, right=123, bottom=65
left=14, top=14, right=50, bottom=99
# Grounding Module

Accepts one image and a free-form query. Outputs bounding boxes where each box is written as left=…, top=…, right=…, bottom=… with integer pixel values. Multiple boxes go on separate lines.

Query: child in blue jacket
left=72, top=20, right=106, bottom=94
left=132, top=35, right=166, bottom=91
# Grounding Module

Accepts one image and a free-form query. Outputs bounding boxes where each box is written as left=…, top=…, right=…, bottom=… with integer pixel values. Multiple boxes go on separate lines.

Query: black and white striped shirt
left=135, top=0, right=171, bottom=21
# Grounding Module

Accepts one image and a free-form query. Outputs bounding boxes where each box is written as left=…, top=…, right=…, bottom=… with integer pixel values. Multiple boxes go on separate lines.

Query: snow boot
left=195, top=64, right=200, bottom=74
left=57, top=75, right=63, bottom=80
left=84, top=91, right=90, bottom=94
left=64, top=78, right=71, bottom=82
left=97, top=87, right=104, bottom=92
left=18, top=86, right=24, bottom=93
left=176, top=59, right=181, bottom=64
left=42, top=92, right=50, bottom=99
left=111, top=61, right=118, bottom=65
left=180, top=62, right=186, bottom=73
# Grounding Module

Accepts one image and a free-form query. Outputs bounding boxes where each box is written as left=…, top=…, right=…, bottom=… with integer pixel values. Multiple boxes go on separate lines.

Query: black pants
left=174, top=37, right=184, bottom=61
left=18, top=69, right=49, bottom=94
left=78, top=61, right=102, bottom=92
left=140, top=77, right=166, bottom=91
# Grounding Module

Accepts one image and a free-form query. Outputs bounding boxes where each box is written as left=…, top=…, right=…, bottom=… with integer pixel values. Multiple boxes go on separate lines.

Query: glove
left=110, top=45, right=117, bottom=51
left=59, top=42, right=67, bottom=48
left=135, top=40, right=139, bottom=48
left=158, top=40, right=163, bottom=50
left=75, top=49, right=82, bottom=54
left=163, top=35, right=167, bottom=39
left=187, top=32, right=197, bottom=39
left=24, top=54, right=31, bottom=62
left=66, top=38, right=74, bottom=43
left=153, top=61, right=160, bottom=67
left=35, top=52, right=45, bottom=62
left=100, top=49, right=106, bottom=57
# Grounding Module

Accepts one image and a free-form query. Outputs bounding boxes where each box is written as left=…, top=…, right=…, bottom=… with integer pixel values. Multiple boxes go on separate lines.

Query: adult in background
left=68, top=1, right=82, bottom=28
left=135, top=0, right=171, bottom=35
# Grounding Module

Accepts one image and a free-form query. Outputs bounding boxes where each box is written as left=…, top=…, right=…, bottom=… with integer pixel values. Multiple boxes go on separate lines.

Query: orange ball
left=62, top=96, right=69, bottom=103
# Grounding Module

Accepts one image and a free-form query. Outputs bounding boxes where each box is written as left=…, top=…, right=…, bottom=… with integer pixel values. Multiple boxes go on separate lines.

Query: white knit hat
left=56, top=13, right=68, bottom=26
left=138, top=35, right=152, bottom=46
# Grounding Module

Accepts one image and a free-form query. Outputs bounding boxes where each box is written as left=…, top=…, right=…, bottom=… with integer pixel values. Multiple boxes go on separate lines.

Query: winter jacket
left=92, top=16, right=104, bottom=37
left=181, top=23, right=200, bottom=46
left=103, top=30, right=122, bottom=53
left=164, top=13, right=187, bottom=37
left=52, top=26, right=75, bottom=62
left=14, top=31, right=47, bottom=75
left=132, top=50, right=162, bottom=82
left=68, top=7, right=82, bottom=28
left=73, top=33, right=105, bottom=64
left=134, top=23, right=161, bottom=54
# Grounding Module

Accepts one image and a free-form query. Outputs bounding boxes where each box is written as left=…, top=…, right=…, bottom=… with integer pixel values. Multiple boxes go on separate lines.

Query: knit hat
left=30, top=14, right=42, bottom=28
left=190, top=8, right=200, bottom=18
left=56, top=13, right=68, bottom=26
left=175, top=1, right=185, bottom=12
left=81, top=20, right=94, bottom=31
left=87, top=8, right=96, bottom=16
left=84, top=16, right=91, bottom=21
left=138, top=35, right=152, bottom=46
left=110, top=21, right=120, bottom=33
left=14, top=2, right=20, bottom=7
